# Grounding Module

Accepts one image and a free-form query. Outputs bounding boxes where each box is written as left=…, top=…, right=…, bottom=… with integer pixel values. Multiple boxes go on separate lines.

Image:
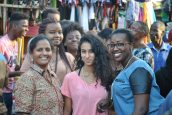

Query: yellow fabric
left=17, top=37, right=24, bottom=66
left=139, top=2, right=152, bottom=44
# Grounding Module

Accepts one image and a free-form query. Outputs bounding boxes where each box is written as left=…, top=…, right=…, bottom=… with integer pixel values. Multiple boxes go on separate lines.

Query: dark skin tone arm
left=8, top=71, right=24, bottom=78
left=64, top=96, right=72, bottom=115
left=16, top=112, right=30, bottom=115
left=133, top=94, right=149, bottom=115
left=8, top=65, right=24, bottom=77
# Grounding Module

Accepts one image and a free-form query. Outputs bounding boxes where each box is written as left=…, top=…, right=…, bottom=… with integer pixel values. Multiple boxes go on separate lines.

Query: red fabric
left=26, top=25, right=39, bottom=37
left=168, top=29, right=172, bottom=42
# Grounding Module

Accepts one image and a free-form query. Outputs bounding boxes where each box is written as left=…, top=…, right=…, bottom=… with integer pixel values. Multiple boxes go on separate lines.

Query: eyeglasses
left=107, top=42, right=130, bottom=49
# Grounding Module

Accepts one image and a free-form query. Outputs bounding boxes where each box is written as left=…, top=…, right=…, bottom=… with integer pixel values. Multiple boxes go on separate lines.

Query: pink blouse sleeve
left=61, top=74, right=71, bottom=98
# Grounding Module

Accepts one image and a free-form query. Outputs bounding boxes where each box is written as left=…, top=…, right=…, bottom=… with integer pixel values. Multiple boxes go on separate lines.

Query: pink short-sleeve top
left=61, top=71, right=108, bottom=115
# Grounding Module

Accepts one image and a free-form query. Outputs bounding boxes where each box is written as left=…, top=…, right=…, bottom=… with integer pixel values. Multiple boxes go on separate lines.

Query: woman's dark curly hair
left=62, top=22, right=84, bottom=43
left=75, top=33, right=112, bottom=90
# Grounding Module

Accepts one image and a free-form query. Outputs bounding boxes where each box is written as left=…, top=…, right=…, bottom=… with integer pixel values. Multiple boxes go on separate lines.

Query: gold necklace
left=123, top=56, right=134, bottom=70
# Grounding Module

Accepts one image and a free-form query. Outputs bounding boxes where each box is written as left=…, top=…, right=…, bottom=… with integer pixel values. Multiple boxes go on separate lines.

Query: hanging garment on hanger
left=102, top=16, right=109, bottom=29
left=118, top=12, right=126, bottom=28
left=89, top=3, right=95, bottom=20
left=126, top=0, right=140, bottom=22
left=70, top=4, right=75, bottom=21
left=77, top=5, right=83, bottom=26
left=75, top=6, right=79, bottom=22
left=138, top=1, right=156, bottom=28
left=51, top=0, right=57, bottom=8
left=82, top=2, right=89, bottom=32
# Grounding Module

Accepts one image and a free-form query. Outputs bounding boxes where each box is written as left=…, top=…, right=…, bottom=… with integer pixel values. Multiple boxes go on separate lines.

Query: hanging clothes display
left=139, top=1, right=156, bottom=29
left=82, top=2, right=89, bottom=31
left=70, top=4, right=75, bottom=21
left=126, top=0, right=140, bottom=26
left=118, top=11, right=126, bottom=28
left=77, top=5, right=83, bottom=26
left=126, top=0, right=156, bottom=29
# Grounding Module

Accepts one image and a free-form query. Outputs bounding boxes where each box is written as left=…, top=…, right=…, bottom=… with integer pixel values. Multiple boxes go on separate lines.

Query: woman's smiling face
left=110, top=33, right=132, bottom=63
left=45, top=22, right=63, bottom=46
left=31, top=39, right=52, bottom=69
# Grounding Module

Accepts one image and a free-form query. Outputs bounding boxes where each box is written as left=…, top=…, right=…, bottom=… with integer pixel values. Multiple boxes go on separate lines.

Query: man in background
left=0, top=12, right=29, bottom=115
left=148, top=21, right=171, bottom=72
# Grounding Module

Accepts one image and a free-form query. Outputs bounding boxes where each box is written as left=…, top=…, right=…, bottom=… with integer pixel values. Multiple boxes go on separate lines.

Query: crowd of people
left=0, top=8, right=172, bottom=115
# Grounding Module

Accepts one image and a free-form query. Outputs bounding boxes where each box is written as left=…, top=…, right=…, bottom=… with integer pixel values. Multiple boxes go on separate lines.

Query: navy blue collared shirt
left=148, top=42, right=171, bottom=72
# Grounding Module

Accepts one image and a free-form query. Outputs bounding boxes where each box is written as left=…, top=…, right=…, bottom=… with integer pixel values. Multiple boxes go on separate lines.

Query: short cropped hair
left=111, top=29, right=134, bottom=43
left=42, top=8, right=60, bottom=20
left=10, top=12, right=28, bottom=22
left=98, top=28, right=113, bottom=40
left=152, top=21, right=166, bottom=32
left=39, top=18, right=59, bottom=34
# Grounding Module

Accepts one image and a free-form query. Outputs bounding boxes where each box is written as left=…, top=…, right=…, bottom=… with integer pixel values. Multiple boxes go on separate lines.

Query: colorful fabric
left=14, top=64, right=63, bottom=115
left=126, top=0, right=156, bottom=43
left=61, top=71, right=108, bottom=115
left=17, top=37, right=24, bottom=66
left=148, top=42, right=171, bottom=72
left=139, top=1, right=156, bottom=29
left=112, top=59, right=164, bottom=115
left=0, top=34, right=18, bottom=93
left=133, top=47, right=154, bottom=68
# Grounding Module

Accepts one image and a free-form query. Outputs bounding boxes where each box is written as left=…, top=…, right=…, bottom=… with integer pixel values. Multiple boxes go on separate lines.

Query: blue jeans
left=2, top=93, right=12, bottom=115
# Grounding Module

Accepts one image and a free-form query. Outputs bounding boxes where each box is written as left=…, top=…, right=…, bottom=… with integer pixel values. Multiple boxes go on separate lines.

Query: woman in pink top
left=61, top=33, right=113, bottom=115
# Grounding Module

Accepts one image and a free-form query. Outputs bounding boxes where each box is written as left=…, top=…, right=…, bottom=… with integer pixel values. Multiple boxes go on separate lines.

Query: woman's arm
left=129, top=68, right=152, bottom=115
left=133, top=94, right=149, bottom=115
left=64, top=96, right=72, bottom=115
left=16, top=112, right=30, bottom=115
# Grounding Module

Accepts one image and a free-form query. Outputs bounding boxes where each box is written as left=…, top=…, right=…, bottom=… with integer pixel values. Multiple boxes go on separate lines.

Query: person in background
left=15, top=34, right=63, bottom=114
left=130, top=21, right=154, bottom=69
left=20, top=18, right=74, bottom=83
left=155, top=48, right=172, bottom=97
left=98, top=28, right=113, bottom=46
left=25, top=8, right=61, bottom=59
left=61, top=33, right=112, bottom=115
left=26, top=8, right=61, bottom=38
left=42, top=8, right=60, bottom=21
left=148, top=21, right=171, bottom=72
left=109, top=29, right=164, bottom=115
left=62, top=22, right=84, bottom=57
left=60, top=20, right=73, bottom=32
left=0, top=12, right=29, bottom=115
